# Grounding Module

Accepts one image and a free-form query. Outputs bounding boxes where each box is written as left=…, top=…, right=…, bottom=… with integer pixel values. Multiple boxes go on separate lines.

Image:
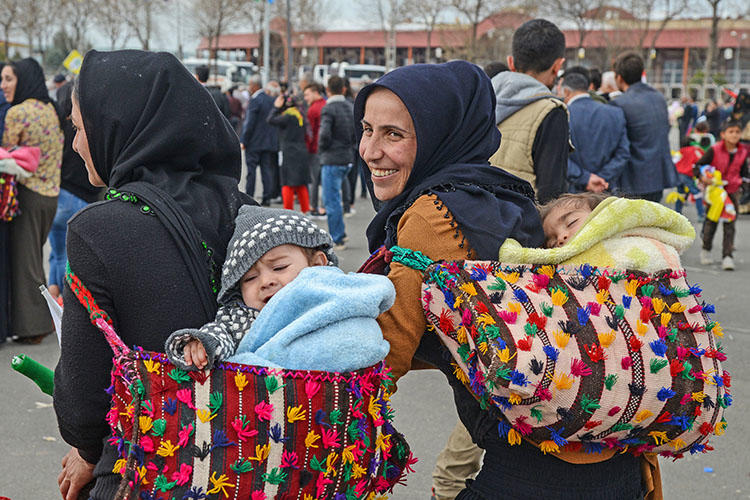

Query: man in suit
left=241, top=76, right=280, bottom=204
left=560, top=70, right=630, bottom=193
left=610, top=51, right=677, bottom=201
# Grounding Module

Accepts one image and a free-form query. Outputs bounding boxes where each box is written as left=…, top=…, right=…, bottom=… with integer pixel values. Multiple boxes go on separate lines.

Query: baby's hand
left=184, top=339, right=208, bottom=370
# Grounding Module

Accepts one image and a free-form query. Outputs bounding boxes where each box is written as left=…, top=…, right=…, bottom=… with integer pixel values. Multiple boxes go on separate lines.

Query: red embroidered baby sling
left=390, top=246, right=731, bottom=458
left=65, top=265, right=414, bottom=499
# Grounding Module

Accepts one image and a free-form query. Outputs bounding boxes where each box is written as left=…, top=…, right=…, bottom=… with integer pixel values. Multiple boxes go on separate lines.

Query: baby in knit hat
left=166, top=205, right=394, bottom=372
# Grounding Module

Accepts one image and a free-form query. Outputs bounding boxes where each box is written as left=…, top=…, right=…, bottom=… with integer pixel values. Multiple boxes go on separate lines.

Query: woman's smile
left=370, top=168, right=399, bottom=178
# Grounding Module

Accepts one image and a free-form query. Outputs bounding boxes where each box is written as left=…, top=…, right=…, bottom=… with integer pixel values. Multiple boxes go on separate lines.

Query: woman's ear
left=311, top=250, right=328, bottom=266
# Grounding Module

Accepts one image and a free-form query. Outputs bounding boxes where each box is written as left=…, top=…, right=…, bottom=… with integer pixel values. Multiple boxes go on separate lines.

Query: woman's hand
left=184, top=339, right=208, bottom=369
left=58, top=447, right=95, bottom=500
left=274, top=95, right=285, bottom=109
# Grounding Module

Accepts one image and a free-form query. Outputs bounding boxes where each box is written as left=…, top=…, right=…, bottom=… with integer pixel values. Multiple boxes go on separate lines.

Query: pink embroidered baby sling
left=65, top=265, right=414, bottom=499
left=391, top=246, right=731, bottom=458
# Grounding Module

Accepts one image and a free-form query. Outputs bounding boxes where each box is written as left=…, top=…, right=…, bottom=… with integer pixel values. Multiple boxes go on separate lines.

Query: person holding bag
left=53, top=50, right=251, bottom=500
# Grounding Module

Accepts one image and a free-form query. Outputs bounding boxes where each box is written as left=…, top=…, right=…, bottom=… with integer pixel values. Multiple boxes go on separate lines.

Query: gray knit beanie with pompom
left=217, top=205, right=338, bottom=303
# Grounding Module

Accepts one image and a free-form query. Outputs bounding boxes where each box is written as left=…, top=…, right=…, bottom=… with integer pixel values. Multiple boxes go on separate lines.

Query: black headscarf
left=8, top=58, right=53, bottom=106
left=354, top=61, right=543, bottom=260
left=77, top=50, right=248, bottom=268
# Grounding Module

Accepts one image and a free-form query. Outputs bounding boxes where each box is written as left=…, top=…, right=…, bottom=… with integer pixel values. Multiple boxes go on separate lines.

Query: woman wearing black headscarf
left=53, top=50, right=251, bottom=500
left=1, top=58, right=64, bottom=343
left=356, top=61, right=645, bottom=499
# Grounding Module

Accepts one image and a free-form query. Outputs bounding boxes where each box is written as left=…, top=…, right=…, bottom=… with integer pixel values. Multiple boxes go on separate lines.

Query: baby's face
left=240, top=244, right=326, bottom=310
left=542, top=204, right=592, bottom=248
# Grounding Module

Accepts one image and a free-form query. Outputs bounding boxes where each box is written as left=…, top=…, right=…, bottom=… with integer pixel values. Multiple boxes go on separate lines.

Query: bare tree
left=547, top=0, right=605, bottom=51
left=451, top=0, right=502, bottom=61
left=192, top=0, right=244, bottom=63
left=293, top=0, right=329, bottom=66
left=60, top=0, right=95, bottom=52
left=92, top=0, right=130, bottom=50
left=703, top=0, right=723, bottom=91
left=626, top=0, right=688, bottom=74
left=0, top=0, right=22, bottom=59
left=123, top=0, right=165, bottom=51
left=358, top=0, right=409, bottom=69
left=405, top=0, right=449, bottom=63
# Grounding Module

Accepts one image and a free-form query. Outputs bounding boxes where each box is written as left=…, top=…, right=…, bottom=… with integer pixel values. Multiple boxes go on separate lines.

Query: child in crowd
left=673, top=135, right=706, bottom=221
left=690, top=119, right=715, bottom=151
left=166, top=205, right=394, bottom=372
left=694, top=120, right=749, bottom=270
left=500, top=192, right=695, bottom=273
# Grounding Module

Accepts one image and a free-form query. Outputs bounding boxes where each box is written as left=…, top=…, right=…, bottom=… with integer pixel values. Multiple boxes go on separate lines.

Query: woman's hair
left=694, top=120, right=709, bottom=133
left=538, top=192, right=610, bottom=221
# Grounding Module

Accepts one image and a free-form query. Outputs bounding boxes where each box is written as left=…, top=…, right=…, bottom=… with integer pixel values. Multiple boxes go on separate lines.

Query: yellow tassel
left=453, top=295, right=464, bottom=309
left=478, top=341, right=488, bottom=355
left=597, top=330, right=616, bottom=348
left=652, top=297, right=665, bottom=314
left=287, top=404, right=306, bottom=423
left=460, top=282, right=477, bottom=297
left=496, top=347, right=516, bottom=364
left=648, top=430, right=669, bottom=445
left=553, top=330, right=571, bottom=348
left=342, top=444, right=356, bottom=464
left=139, top=415, right=153, bottom=434
left=456, top=326, right=468, bottom=344
left=136, top=465, right=148, bottom=485
left=143, top=359, right=160, bottom=373
left=669, top=438, right=686, bottom=450
left=112, top=458, right=127, bottom=474
left=715, top=420, right=727, bottom=436
left=625, top=280, right=639, bottom=297
left=156, top=440, right=179, bottom=457
left=691, top=391, right=706, bottom=403
left=660, top=312, right=672, bottom=327
left=595, top=289, right=610, bottom=304
left=550, top=289, right=568, bottom=306
left=669, top=302, right=686, bottom=313
left=352, top=462, right=367, bottom=480
left=305, top=430, right=320, bottom=449
left=477, top=312, right=496, bottom=327
left=452, top=362, right=470, bottom=384
left=197, top=409, right=216, bottom=423
left=635, top=409, right=653, bottom=423
left=509, top=393, right=522, bottom=405
left=713, top=323, right=724, bottom=337
left=234, top=370, right=249, bottom=391
left=499, top=271, right=520, bottom=284
left=508, top=428, right=522, bottom=445
left=539, top=265, right=556, bottom=278
left=539, top=440, right=560, bottom=454
left=553, top=373, right=574, bottom=390
left=326, top=451, right=340, bottom=476
left=369, top=396, right=382, bottom=422
left=207, top=471, right=235, bottom=496
left=507, top=302, right=522, bottom=313
left=636, top=320, right=648, bottom=336
left=250, top=443, right=270, bottom=462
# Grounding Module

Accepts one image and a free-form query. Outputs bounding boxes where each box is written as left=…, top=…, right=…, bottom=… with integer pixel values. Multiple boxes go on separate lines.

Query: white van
left=181, top=58, right=258, bottom=88
left=313, top=63, right=386, bottom=90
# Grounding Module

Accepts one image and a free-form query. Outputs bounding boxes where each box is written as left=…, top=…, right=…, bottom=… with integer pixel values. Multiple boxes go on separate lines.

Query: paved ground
left=1, top=193, right=749, bottom=499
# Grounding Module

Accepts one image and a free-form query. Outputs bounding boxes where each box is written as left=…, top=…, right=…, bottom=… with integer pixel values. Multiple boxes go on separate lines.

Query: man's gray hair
left=265, top=80, right=281, bottom=96
left=561, top=72, right=589, bottom=92
left=248, top=74, right=262, bottom=87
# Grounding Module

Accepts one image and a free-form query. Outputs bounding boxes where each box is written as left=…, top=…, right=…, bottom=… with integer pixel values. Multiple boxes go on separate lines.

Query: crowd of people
left=0, top=15, right=746, bottom=500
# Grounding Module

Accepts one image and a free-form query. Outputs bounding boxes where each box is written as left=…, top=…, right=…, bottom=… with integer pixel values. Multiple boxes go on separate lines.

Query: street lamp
left=730, top=30, right=748, bottom=90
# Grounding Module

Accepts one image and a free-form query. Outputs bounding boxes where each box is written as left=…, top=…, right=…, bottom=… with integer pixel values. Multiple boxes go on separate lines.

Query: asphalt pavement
left=1, top=194, right=749, bottom=499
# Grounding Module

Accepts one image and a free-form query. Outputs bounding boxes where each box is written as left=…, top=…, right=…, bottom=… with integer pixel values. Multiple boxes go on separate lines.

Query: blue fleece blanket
left=225, top=266, right=394, bottom=372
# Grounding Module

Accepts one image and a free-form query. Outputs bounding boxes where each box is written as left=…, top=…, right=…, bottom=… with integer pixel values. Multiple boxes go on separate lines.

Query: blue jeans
left=48, top=189, right=88, bottom=288
left=321, top=164, right=350, bottom=243
left=674, top=173, right=705, bottom=218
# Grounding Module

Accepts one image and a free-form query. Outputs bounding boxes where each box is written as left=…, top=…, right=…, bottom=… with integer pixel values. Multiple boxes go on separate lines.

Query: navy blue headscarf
left=354, top=61, right=543, bottom=259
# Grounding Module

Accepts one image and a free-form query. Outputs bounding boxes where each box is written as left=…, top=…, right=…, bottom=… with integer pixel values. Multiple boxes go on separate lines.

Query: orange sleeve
left=378, top=194, right=473, bottom=386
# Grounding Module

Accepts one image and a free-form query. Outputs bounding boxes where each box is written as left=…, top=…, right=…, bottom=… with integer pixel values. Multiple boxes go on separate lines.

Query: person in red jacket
left=674, top=135, right=706, bottom=221
left=303, top=83, right=326, bottom=217
left=694, top=120, right=749, bottom=270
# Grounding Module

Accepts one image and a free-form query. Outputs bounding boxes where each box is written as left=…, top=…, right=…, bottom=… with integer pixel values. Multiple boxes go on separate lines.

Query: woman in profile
left=54, top=50, right=251, bottom=499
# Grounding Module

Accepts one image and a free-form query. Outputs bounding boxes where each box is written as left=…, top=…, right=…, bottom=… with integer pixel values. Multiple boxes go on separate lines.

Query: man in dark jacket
left=195, top=65, right=230, bottom=119
left=318, top=76, right=354, bottom=248
left=560, top=71, right=630, bottom=193
left=241, top=77, right=280, bottom=204
left=610, top=51, right=678, bottom=201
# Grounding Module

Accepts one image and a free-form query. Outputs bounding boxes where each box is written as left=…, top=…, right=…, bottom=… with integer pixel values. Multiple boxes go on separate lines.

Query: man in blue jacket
left=560, top=70, right=630, bottom=193
left=241, top=77, right=280, bottom=204
left=610, top=52, right=677, bottom=201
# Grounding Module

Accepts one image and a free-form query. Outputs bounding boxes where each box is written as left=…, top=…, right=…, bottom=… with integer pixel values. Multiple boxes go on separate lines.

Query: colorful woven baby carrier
left=391, top=246, right=731, bottom=458
left=65, top=267, right=413, bottom=499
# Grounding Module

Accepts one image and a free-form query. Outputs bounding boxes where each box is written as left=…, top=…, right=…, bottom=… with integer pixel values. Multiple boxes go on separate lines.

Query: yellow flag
left=63, top=50, right=83, bottom=74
